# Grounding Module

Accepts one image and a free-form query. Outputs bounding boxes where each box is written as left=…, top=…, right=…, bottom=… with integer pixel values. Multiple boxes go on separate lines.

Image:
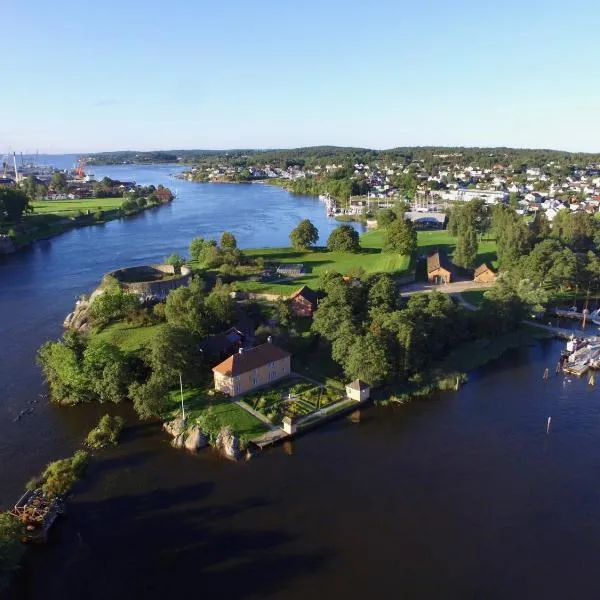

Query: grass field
left=167, top=388, right=269, bottom=440
left=460, top=290, right=487, bottom=307
left=416, top=230, right=498, bottom=268
left=94, top=322, right=161, bottom=352
left=238, top=229, right=411, bottom=294
left=30, top=198, right=124, bottom=216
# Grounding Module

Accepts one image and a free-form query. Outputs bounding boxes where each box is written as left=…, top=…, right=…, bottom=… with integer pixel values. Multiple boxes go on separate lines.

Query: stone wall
left=104, top=264, right=192, bottom=299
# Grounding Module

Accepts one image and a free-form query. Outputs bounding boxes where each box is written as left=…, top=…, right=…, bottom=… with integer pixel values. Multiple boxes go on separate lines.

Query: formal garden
left=241, top=377, right=344, bottom=424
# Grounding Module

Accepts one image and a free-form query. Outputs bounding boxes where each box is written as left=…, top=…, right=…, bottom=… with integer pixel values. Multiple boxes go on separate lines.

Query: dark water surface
left=3, top=163, right=600, bottom=599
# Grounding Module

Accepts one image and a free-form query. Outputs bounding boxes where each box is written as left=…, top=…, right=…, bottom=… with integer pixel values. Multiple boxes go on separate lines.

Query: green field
left=238, top=229, right=411, bottom=294
left=416, top=230, right=498, bottom=268
left=167, top=388, right=269, bottom=440
left=94, top=322, right=161, bottom=352
left=30, top=197, right=123, bottom=216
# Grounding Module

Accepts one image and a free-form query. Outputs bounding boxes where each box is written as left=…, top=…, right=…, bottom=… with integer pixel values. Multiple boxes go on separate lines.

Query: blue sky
left=2, top=0, right=599, bottom=153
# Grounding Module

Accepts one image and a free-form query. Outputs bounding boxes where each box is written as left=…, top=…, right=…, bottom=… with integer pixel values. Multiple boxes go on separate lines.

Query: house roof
left=347, top=379, right=370, bottom=391
left=427, top=250, right=452, bottom=274
left=199, top=327, right=244, bottom=356
left=290, top=285, right=320, bottom=306
left=474, top=263, right=495, bottom=276
left=212, top=343, right=290, bottom=377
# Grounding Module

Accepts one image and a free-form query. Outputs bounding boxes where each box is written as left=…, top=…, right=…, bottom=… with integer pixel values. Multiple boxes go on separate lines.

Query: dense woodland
left=88, top=145, right=600, bottom=170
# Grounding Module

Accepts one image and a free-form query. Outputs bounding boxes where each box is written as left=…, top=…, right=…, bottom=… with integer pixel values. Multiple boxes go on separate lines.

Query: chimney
left=267, top=336, right=272, bottom=344
left=238, top=347, right=244, bottom=354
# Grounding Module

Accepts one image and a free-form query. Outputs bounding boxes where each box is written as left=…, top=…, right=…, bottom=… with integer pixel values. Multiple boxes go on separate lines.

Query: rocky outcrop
left=63, top=298, right=93, bottom=332
left=215, top=426, right=242, bottom=461
left=184, top=425, right=208, bottom=451
left=163, top=418, right=208, bottom=452
left=0, top=235, right=15, bottom=255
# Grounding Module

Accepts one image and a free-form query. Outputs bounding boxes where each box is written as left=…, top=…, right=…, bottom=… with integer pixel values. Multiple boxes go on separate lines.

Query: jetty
left=9, top=489, right=65, bottom=543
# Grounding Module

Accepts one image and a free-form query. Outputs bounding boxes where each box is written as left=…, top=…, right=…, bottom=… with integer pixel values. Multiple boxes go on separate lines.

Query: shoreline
left=0, top=201, right=172, bottom=257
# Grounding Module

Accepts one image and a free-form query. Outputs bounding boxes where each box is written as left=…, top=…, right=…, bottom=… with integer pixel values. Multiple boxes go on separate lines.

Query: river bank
left=6, top=163, right=600, bottom=599
left=1, top=195, right=174, bottom=255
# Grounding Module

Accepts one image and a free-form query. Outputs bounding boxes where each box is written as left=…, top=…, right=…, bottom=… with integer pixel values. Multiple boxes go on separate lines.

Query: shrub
left=30, top=450, right=90, bottom=499
left=0, top=512, right=25, bottom=593
left=84, top=415, right=126, bottom=449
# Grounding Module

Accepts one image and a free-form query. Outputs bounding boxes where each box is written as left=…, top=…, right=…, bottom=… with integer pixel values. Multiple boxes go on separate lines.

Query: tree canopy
left=289, top=219, right=319, bottom=250
left=327, top=225, right=361, bottom=252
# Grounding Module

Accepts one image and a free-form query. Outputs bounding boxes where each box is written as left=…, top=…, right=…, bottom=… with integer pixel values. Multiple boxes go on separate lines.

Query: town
left=177, top=147, right=600, bottom=225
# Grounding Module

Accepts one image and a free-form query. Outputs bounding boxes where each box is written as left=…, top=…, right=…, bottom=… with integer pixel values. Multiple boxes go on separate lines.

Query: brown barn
left=473, top=263, right=497, bottom=283
left=427, top=250, right=453, bottom=284
left=289, top=285, right=320, bottom=317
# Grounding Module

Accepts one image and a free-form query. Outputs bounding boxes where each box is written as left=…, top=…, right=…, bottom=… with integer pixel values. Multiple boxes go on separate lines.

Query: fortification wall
left=103, top=264, right=192, bottom=299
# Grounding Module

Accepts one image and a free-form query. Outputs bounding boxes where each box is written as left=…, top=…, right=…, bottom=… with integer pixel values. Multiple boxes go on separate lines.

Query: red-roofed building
left=212, top=341, right=291, bottom=396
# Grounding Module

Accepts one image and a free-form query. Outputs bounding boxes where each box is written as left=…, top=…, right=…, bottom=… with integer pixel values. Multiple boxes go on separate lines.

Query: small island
left=37, top=198, right=576, bottom=461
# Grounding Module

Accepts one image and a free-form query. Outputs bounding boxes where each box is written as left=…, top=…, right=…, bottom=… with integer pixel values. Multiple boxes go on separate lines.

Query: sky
left=2, top=0, right=600, bottom=153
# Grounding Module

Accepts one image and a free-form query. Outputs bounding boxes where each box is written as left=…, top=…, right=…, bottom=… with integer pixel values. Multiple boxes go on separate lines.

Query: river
left=3, top=162, right=600, bottom=599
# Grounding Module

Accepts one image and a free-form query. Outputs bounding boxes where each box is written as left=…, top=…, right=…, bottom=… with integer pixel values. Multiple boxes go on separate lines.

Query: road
left=400, top=280, right=495, bottom=296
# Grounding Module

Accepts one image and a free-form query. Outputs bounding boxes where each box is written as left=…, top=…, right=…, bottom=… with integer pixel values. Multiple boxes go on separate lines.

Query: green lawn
left=167, top=387, right=269, bottom=439
left=416, top=230, right=498, bottom=268
left=94, top=322, right=161, bottom=352
left=238, top=229, right=411, bottom=294
left=30, top=197, right=123, bottom=216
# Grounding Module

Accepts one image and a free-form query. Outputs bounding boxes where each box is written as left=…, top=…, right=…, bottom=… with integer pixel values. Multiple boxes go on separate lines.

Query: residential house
left=289, top=285, right=321, bottom=317
left=199, top=327, right=245, bottom=360
left=212, top=341, right=291, bottom=397
left=427, top=250, right=453, bottom=284
left=473, top=263, right=497, bottom=283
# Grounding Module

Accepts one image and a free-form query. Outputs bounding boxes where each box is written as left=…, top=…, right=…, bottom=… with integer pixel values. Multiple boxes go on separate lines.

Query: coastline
left=1, top=201, right=172, bottom=256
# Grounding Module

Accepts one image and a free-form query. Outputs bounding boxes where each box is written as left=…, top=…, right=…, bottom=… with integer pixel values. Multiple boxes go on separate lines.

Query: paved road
left=400, top=280, right=495, bottom=296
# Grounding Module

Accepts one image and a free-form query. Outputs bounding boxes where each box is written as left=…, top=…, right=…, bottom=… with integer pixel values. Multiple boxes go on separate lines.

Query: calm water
left=3, top=162, right=600, bottom=599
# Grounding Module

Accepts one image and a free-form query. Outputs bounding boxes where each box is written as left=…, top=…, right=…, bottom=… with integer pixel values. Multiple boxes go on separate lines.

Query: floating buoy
left=543, top=368, right=549, bottom=380
left=547, top=416, right=552, bottom=434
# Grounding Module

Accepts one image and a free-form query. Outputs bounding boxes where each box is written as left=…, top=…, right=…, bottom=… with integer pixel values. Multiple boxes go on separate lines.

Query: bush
left=94, top=210, right=105, bottom=221
left=0, top=512, right=25, bottom=593
left=85, top=415, right=126, bottom=449
left=30, top=450, right=90, bottom=499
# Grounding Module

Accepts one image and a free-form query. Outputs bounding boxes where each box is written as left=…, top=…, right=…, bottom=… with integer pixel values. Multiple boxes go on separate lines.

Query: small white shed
left=346, top=379, right=371, bottom=403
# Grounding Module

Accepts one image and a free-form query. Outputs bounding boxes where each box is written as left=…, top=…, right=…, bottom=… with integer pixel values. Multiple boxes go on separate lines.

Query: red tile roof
left=212, top=343, right=290, bottom=377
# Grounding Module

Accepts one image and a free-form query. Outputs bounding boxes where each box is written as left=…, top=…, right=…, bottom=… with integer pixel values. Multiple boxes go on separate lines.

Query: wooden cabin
left=473, top=263, right=497, bottom=283
left=427, top=250, right=453, bottom=284
left=289, top=285, right=321, bottom=317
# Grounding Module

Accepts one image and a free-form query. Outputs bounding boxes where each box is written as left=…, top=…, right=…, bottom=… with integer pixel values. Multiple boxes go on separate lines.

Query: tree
left=165, top=253, right=185, bottom=274
left=148, top=325, right=202, bottom=380
left=327, top=225, right=361, bottom=252
left=164, top=280, right=208, bottom=337
left=37, top=339, right=90, bottom=404
left=382, top=218, right=417, bottom=255
left=189, top=237, right=221, bottom=266
left=51, top=171, right=68, bottom=192
left=205, top=287, right=236, bottom=331
left=220, top=231, right=237, bottom=250
left=0, top=187, right=30, bottom=223
left=530, top=211, right=551, bottom=241
left=343, top=332, right=390, bottom=385
left=454, top=225, right=478, bottom=269
left=289, top=219, right=319, bottom=250
left=376, top=209, right=397, bottom=228
left=128, top=375, right=169, bottom=420
left=0, top=512, right=25, bottom=593
left=82, top=339, right=131, bottom=404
